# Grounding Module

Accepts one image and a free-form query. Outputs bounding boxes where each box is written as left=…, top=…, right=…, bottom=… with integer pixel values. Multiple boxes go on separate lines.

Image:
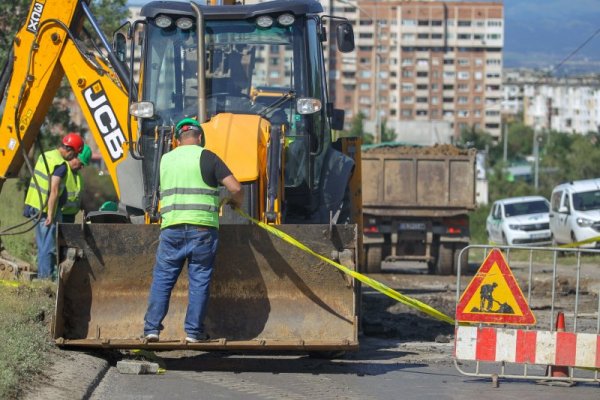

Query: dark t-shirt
left=200, top=149, right=232, bottom=187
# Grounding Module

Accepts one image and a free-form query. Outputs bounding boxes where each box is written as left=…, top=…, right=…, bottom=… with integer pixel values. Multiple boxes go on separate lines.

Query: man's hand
left=44, top=215, right=53, bottom=226
left=221, top=175, right=243, bottom=210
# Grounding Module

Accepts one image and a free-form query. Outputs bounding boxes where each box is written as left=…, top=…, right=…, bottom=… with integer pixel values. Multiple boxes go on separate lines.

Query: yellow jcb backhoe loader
left=0, top=0, right=363, bottom=352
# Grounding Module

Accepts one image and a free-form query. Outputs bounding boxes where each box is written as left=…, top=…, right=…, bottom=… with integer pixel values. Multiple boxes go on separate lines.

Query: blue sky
left=128, top=0, right=600, bottom=71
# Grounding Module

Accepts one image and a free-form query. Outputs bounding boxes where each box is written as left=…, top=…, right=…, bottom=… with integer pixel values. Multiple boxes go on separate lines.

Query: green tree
left=380, top=118, right=396, bottom=143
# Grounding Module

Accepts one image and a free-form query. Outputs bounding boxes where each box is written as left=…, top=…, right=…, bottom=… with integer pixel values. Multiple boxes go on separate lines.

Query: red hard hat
left=62, top=133, right=84, bottom=154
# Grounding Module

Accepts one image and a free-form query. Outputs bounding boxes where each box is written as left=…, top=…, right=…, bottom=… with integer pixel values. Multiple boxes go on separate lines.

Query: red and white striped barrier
left=455, top=326, right=600, bottom=368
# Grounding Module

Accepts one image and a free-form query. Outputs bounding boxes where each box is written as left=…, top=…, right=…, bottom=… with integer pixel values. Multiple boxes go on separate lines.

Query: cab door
left=549, top=190, right=569, bottom=243
left=486, top=202, right=502, bottom=243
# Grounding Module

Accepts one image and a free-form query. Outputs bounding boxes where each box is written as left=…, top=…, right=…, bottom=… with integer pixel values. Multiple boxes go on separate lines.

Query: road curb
left=24, top=349, right=110, bottom=400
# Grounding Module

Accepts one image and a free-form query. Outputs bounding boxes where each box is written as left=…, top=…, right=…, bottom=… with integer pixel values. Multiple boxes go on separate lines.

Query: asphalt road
left=89, top=337, right=600, bottom=400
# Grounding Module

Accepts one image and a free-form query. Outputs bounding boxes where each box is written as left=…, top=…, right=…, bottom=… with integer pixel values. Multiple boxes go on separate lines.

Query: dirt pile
left=363, top=143, right=475, bottom=156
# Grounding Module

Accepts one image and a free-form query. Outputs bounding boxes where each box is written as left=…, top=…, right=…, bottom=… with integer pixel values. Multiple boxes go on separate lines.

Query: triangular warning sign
left=456, top=248, right=535, bottom=325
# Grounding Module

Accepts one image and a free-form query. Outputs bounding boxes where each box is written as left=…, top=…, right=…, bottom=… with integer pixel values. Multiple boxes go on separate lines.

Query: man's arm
left=221, top=175, right=243, bottom=209
left=45, top=175, right=62, bottom=225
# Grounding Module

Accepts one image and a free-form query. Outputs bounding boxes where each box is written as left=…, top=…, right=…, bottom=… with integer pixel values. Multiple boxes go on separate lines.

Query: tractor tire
left=366, top=245, right=382, bottom=273
left=434, top=243, right=453, bottom=275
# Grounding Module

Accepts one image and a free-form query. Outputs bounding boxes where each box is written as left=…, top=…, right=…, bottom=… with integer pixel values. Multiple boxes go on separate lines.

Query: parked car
left=549, top=179, right=600, bottom=247
left=486, top=196, right=551, bottom=246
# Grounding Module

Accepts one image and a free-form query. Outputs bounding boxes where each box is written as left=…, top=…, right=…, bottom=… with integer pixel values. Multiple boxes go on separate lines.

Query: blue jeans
left=144, top=225, right=219, bottom=339
left=28, top=207, right=60, bottom=280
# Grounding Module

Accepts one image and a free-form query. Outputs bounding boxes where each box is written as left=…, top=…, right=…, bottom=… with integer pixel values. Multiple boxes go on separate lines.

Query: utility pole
left=502, top=121, right=508, bottom=163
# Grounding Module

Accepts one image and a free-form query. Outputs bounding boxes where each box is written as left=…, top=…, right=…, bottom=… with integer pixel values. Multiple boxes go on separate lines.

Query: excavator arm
left=0, top=0, right=143, bottom=208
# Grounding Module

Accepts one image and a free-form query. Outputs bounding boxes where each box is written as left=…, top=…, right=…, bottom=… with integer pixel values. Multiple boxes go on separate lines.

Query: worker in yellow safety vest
left=23, top=133, right=84, bottom=279
left=61, top=144, right=92, bottom=223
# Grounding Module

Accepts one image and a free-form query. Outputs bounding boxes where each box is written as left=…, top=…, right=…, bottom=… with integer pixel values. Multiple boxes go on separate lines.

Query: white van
left=549, top=179, right=600, bottom=246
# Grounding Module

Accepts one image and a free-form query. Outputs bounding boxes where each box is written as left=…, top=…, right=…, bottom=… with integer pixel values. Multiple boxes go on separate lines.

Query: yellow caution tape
left=0, top=280, right=21, bottom=287
left=235, top=209, right=455, bottom=325
left=558, top=235, right=600, bottom=249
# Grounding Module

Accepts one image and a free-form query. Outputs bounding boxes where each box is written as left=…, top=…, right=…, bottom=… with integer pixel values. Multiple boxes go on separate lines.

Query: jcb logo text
left=83, top=81, right=126, bottom=162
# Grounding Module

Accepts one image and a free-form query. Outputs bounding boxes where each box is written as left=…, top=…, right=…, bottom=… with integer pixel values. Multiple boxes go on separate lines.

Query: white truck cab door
left=550, top=191, right=570, bottom=243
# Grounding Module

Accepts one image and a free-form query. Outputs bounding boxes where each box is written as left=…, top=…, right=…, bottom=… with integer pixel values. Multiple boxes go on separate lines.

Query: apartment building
left=329, top=0, right=504, bottom=141
left=503, top=70, right=600, bottom=134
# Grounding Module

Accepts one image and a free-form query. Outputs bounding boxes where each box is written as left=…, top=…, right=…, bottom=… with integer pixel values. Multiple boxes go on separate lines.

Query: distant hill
left=504, top=0, right=600, bottom=73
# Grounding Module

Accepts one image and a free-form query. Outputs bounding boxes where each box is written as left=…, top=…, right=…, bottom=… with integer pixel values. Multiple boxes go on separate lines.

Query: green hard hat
left=175, top=118, right=202, bottom=138
left=99, top=201, right=118, bottom=212
left=78, top=144, right=92, bottom=166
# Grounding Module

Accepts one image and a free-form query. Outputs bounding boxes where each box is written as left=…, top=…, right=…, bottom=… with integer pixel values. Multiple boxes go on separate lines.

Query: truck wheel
left=453, top=244, right=469, bottom=275
left=366, top=245, right=382, bottom=273
left=435, top=243, right=453, bottom=275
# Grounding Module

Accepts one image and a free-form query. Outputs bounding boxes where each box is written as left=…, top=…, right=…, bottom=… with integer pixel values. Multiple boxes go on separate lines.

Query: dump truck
left=0, top=0, right=362, bottom=352
left=361, top=144, right=476, bottom=275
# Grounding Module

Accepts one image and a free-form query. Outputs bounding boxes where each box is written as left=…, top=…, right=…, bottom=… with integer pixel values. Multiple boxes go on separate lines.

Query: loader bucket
left=53, top=223, right=359, bottom=351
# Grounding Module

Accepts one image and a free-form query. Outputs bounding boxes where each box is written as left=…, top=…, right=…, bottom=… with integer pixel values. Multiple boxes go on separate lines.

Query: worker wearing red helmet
left=23, top=133, right=84, bottom=280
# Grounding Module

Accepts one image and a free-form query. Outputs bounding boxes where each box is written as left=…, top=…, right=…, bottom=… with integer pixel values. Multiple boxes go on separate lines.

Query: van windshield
left=572, top=190, right=600, bottom=211
left=504, top=200, right=549, bottom=217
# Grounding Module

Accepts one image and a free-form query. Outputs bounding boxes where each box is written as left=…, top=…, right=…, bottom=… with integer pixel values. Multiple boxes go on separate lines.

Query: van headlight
left=508, top=224, right=523, bottom=230
left=576, top=217, right=594, bottom=227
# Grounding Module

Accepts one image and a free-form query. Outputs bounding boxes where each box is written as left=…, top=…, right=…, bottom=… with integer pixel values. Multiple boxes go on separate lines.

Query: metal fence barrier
left=453, top=244, right=600, bottom=384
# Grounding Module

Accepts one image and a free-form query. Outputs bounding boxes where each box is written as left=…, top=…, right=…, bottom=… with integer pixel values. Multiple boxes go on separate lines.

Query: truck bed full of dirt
left=362, top=143, right=475, bottom=156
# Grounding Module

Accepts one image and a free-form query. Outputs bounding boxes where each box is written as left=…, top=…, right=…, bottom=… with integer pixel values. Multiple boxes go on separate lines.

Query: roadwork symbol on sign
left=456, top=248, right=535, bottom=325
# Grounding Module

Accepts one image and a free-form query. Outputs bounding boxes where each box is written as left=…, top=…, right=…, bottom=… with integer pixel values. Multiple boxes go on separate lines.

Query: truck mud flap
left=54, top=224, right=359, bottom=351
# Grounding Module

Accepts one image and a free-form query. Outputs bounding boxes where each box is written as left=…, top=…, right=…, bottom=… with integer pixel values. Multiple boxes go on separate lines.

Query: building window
left=458, top=59, right=469, bottom=66
left=486, top=59, right=502, bottom=65
left=360, top=83, right=370, bottom=90
left=431, top=109, right=439, bottom=118
left=458, top=84, right=468, bottom=91
left=402, top=19, right=416, bottom=26
left=474, top=34, right=484, bottom=40
left=417, top=33, right=429, bottom=39
left=443, top=97, right=453, bottom=103
left=431, top=96, right=439, bottom=105
left=401, top=83, right=414, bottom=91
left=402, top=96, right=414, bottom=103
left=487, top=20, right=502, bottom=27
left=416, top=71, right=428, bottom=77
left=390, top=109, right=397, bottom=116
left=402, top=33, right=415, bottom=40
left=443, top=59, right=454, bottom=65
left=416, top=110, right=428, bottom=116
left=270, top=58, right=279, bottom=66
left=458, top=96, right=468, bottom=104
left=443, top=71, right=455, bottom=79
left=402, top=109, right=412, bottom=117
left=474, top=96, right=481, bottom=104
left=474, top=84, right=482, bottom=91
left=457, top=110, right=469, bottom=117
left=402, top=70, right=413, bottom=78
left=416, top=97, right=428, bottom=103
left=416, top=84, right=428, bottom=90
left=458, top=20, right=471, bottom=27
left=474, top=72, right=483, bottom=80
left=344, top=96, right=351, bottom=104
left=360, top=70, right=372, bottom=78
left=443, top=84, right=454, bottom=90
left=418, top=20, right=429, bottom=26
left=359, top=20, right=373, bottom=26
left=432, top=58, right=440, bottom=66
left=458, top=34, right=471, bottom=40
left=431, top=83, right=439, bottom=91
left=486, top=34, right=502, bottom=40
left=358, top=46, right=373, bottom=51
left=417, top=59, right=429, bottom=66
left=475, top=21, right=485, bottom=27
left=431, top=20, right=443, bottom=26
left=402, top=58, right=414, bottom=66
left=359, top=96, right=370, bottom=105
left=359, top=33, right=373, bottom=39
